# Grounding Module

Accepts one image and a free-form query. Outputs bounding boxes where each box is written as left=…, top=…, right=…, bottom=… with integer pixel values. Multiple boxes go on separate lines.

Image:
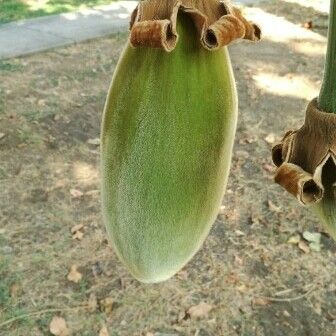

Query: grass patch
left=0, top=60, right=23, bottom=72
left=0, top=92, right=4, bottom=115
left=20, top=108, right=56, bottom=122
left=0, top=0, right=117, bottom=24
left=0, top=257, right=16, bottom=307
left=0, top=257, right=36, bottom=332
left=17, top=126, right=44, bottom=144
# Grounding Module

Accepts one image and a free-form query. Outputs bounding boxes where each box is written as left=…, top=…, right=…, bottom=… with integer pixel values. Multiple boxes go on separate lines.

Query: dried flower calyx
left=272, top=98, right=336, bottom=206
left=130, top=0, right=261, bottom=51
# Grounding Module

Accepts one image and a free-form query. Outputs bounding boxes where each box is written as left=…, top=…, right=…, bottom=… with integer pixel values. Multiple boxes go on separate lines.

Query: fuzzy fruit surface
left=101, top=13, right=238, bottom=283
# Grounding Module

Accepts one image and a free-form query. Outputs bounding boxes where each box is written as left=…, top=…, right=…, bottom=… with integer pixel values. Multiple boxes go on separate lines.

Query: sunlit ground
left=245, top=7, right=326, bottom=43
left=281, top=0, right=329, bottom=13
left=242, top=4, right=327, bottom=100
left=253, top=73, right=319, bottom=100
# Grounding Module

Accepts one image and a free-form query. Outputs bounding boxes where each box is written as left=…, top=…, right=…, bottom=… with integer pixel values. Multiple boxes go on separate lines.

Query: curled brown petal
left=130, top=1, right=179, bottom=51
left=274, top=99, right=336, bottom=175
left=130, top=0, right=261, bottom=51
left=204, top=14, right=245, bottom=49
left=274, top=163, right=324, bottom=205
left=230, top=7, right=261, bottom=41
left=271, top=130, right=296, bottom=167
left=272, top=143, right=284, bottom=167
left=130, top=19, right=178, bottom=51
left=288, top=99, right=336, bottom=174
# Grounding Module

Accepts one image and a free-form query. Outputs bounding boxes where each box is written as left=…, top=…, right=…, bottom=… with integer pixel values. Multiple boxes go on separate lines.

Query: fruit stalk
left=272, top=1, right=336, bottom=239
left=314, top=0, right=336, bottom=237
left=318, top=0, right=336, bottom=113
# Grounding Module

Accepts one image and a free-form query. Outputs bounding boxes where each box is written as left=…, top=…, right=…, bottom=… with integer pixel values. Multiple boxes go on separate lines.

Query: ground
left=1, top=1, right=336, bottom=335
left=0, top=0, right=116, bottom=24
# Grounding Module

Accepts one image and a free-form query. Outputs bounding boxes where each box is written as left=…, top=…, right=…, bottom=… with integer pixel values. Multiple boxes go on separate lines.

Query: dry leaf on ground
left=234, top=255, right=244, bottom=266
left=288, top=234, right=301, bottom=244
left=70, top=189, right=84, bottom=198
left=10, top=283, right=21, bottom=297
left=71, top=224, right=84, bottom=240
left=49, top=316, right=69, bottom=336
left=263, top=163, right=275, bottom=173
left=99, top=325, right=109, bottom=336
left=235, top=230, right=245, bottom=236
left=87, top=138, right=101, bottom=146
left=219, top=205, right=226, bottom=215
left=303, top=231, right=321, bottom=244
left=72, top=230, right=84, bottom=240
left=237, top=284, right=248, bottom=293
left=187, top=302, right=213, bottom=318
left=268, top=200, right=281, bottom=213
left=298, top=240, right=310, bottom=254
left=283, top=310, right=291, bottom=317
left=303, top=20, right=313, bottom=29
left=85, top=189, right=100, bottom=196
left=265, top=133, right=276, bottom=144
left=177, top=270, right=188, bottom=280
left=71, top=224, right=83, bottom=233
left=239, top=136, right=256, bottom=144
left=100, top=297, right=114, bottom=314
left=252, top=298, right=271, bottom=306
left=67, top=265, right=82, bottom=283
left=309, top=242, right=322, bottom=252
left=88, top=293, right=98, bottom=313
left=303, top=231, right=322, bottom=252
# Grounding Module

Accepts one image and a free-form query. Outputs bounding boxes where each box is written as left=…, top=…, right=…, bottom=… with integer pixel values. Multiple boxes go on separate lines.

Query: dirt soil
left=1, top=1, right=336, bottom=335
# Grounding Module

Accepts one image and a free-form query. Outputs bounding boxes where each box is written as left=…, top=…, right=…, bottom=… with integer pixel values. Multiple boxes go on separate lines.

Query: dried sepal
left=130, top=0, right=261, bottom=52
left=272, top=98, right=336, bottom=206
left=274, top=163, right=324, bottom=205
left=130, top=1, right=179, bottom=51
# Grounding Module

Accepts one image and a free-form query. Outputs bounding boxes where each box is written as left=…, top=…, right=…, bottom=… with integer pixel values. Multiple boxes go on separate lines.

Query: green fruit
left=101, top=13, right=237, bottom=283
left=272, top=0, right=336, bottom=240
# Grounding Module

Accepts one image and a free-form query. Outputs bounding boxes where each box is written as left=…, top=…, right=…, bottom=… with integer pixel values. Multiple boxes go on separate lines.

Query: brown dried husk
left=272, top=98, right=336, bottom=206
left=130, top=0, right=261, bottom=51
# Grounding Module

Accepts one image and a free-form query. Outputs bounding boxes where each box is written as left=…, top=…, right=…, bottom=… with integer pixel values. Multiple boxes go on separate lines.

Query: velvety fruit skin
left=101, top=14, right=238, bottom=283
